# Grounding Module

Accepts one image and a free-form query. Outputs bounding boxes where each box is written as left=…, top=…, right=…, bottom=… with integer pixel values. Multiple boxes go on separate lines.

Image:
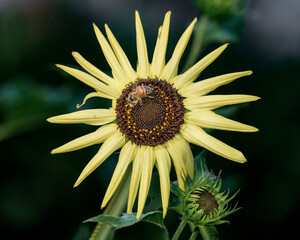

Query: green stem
left=89, top=166, right=132, bottom=240
left=171, top=219, right=187, bottom=240
left=182, top=15, right=208, bottom=73
left=189, top=231, right=198, bottom=240
left=198, top=226, right=210, bottom=240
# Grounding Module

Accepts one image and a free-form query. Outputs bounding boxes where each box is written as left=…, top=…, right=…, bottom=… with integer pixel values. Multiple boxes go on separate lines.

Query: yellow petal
left=150, top=11, right=171, bottom=77
left=76, top=92, right=103, bottom=109
left=179, top=70, right=253, bottom=97
left=166, top=137, right=187, bottom=190
left=51, top=123, right=117, bottom=154
left=74, top=132, right=126, bottom=187
left=56, top=64, right=120, bottom=99
left=183, top=94, right=261, bottom=110
left=47, top=109, right=116, bottom=125
left=127, top=146, right=144, bottom=214
left=155, top=146, right=171, bottom=218
left=105, top=24, right=137, bottom=82
left=150, top=26, right=162, bottom=77
left=181, top=123, right=247, bottom=163
left=176, top=135, right=194, bottom=179
left=173, top=44, right=229, bottom=89
left=185, top=110, right=259, bottom=132
left=72, top=52, right=122, bottom=92
left=136, top=146, right=155, bottom=220
left=93, top=23, right=128, bottom=85
left=101, top=141, right=137, bottom=208
left=160, top=18, right=197, bottom=81
left=135, top=11, right=150, bottom=78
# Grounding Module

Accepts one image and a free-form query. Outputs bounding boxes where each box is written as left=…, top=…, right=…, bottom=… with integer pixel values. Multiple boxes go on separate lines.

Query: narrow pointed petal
left=93, top=23, right=128, bottom=85
left=101, top=141, right=137, bottom=208
left=51, top=123, right=117, bottom=154
left=155, top=146, right=171, bottom=218
left=127, top=146, right=144, bottom=214
left=56, top=64, right=120, bottom=99
left=105, top=24, right=137, bottom=82
left=176, top=135, right=194, bottom=179
left=136, top=146, right=155, bottom=220
left=179, top=71, right=253, bottom=97
left=74, top=132, right=126, bottom=187
left=135, top=11, right=150, bottom=78
left=160, top=18, right=197, bottom=81
left=76, top=92, right=103, bottom=109
left=172, top=44, right=229, bottom=89
left=183, top=94, right=261, bottom=110
left=150, top=26, right=162, bottom=77
left=166, top=137, right=187, bottom=190
left=185, top=110, right=259, bottom=132
left=150, top=11, right=171, bottom=77
left=72, top=52, right=122, bottom=92
left=47, top=109, right=115, bottom=125
left=181, top=123, right=247, bottom=163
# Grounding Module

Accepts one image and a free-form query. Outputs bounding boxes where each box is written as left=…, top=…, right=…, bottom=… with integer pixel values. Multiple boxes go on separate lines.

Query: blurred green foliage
left=0, top=1, right=299, bottom=240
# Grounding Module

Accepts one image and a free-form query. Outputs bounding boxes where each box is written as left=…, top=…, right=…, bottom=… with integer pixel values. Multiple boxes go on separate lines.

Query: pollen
left=116, top=77, right=185, bottom=146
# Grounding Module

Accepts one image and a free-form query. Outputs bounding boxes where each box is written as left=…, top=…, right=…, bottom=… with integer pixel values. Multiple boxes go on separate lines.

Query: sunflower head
left=48, top=11, right=259, bottom=220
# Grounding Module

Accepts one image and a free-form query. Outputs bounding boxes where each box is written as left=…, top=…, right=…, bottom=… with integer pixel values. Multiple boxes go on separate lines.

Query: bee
left=127, top=84, right=153, bottom=107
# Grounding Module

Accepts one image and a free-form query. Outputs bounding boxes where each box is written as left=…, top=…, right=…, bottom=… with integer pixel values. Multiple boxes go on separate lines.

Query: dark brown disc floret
left=115, top=77, right=185, bottom=147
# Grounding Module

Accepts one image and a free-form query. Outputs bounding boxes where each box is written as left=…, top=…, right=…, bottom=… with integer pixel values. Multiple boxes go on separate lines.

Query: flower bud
left=172, top=168, right=239, bottom=228
left=192, top=0, right=246, bottom=21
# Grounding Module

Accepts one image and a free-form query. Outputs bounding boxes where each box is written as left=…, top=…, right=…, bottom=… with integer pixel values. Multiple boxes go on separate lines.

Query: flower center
left=116, top=77, right=185, bottom=147
left=132, top=96, right=165, bottom=130
left=195, top=190, right=219, bottom=216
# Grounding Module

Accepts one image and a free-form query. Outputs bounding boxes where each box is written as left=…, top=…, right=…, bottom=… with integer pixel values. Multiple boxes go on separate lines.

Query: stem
left=182, top=15, right=208, bottom=73
left=198, top=226, right=210, bottom=240
left=189, top=231, right=198, bottom=240
left=89, top=166, right=132, bottom=240
left=171, top=219, right=187, bottom=240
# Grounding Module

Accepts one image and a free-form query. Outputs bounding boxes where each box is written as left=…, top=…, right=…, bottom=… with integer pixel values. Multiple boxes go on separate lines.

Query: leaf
left=84, top=211, right=166, bottom=230
left=202, top=20, right=239, bottom=47
left=168, top=204, right=183, bottom=215
left=85, top=211, right=169, bottom=240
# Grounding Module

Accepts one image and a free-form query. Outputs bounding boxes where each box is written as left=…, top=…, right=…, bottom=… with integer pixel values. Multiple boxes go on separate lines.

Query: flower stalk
left=171, top=219, right=188, bottom=240
left=189, top=231, right=199, bottom=240
left=89, top=166, right=131, bottom=240
left=182, top=15, right=208, bottom=72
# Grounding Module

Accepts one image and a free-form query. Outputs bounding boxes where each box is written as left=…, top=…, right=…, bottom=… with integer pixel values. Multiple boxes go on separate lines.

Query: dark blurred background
left=0, top=0, right=299, bottom=239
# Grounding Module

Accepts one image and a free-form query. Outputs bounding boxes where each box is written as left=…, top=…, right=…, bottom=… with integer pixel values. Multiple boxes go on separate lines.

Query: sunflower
left=48, top=11, right=259, bottom=220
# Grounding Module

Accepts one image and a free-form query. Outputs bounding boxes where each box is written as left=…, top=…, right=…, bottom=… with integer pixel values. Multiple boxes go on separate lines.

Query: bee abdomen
left=136, top=86, right=152, bottom=95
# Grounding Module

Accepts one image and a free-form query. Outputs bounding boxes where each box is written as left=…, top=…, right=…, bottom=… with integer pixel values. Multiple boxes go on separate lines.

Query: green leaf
left=85, top=211, right=169, bottom=240
left=168, top=204, right=183, bottom=215
left=203, top=21, right=239, bottom=45
left=85, top=211, right=165, bottom=229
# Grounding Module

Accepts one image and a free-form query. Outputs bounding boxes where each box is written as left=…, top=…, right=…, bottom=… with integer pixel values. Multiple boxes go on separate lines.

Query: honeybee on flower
left=127, top=82, right=153, bottom=107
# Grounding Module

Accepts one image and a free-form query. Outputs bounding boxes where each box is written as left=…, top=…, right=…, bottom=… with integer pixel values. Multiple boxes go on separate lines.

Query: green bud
left=172, top=170, right=239, bottom=228
left=192, top=0, right=246, bottom=21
